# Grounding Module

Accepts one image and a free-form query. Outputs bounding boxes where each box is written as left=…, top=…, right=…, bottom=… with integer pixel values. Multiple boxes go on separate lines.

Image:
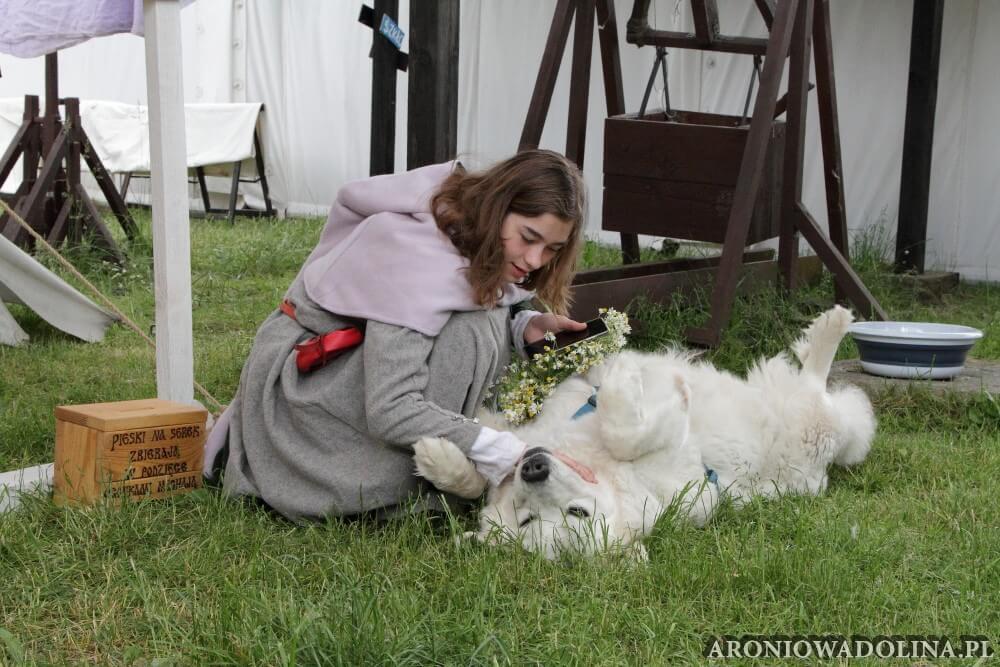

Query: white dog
left=414, top=306, right=876, bottom=558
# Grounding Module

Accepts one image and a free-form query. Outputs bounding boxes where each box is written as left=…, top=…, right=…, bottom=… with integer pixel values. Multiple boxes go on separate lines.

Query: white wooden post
left=143, top=0, right=194, bottom=403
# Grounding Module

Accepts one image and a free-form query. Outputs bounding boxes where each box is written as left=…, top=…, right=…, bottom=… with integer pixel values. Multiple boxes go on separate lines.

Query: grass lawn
left=1, top=212, right=998, bottom=665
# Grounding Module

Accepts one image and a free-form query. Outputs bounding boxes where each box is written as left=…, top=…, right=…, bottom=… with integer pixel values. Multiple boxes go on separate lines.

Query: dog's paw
left=413, top=437, right=487, bottom=499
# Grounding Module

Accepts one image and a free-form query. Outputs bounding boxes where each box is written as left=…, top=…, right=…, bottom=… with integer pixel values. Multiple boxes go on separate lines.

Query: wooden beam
left=812, top=0, right=850, bottom=303
left=566, top=0, right=595, bottom=167
left=753, top=0, right=776, bottom=29
left=519, top=0, right=575, bottom=151
left=595, top=0, right=640, bottom=264
left=796, top=203, right=887, bottom=320
left=690, top=0, right=720, bottom=46
left=75, top=183, right=124, bottom=264
left=626, top=29, right=768, bottom=55
left=407, top=0, right=460, bottom=169
left=685, top=0, right=800, bottom=347
left=894, top=0, right=944, bottom=273
left=370, top=0, right=399, bottom=175
left=570, top=255, right=821, bottom=323
left=143, top=0, right=195, bottom=404
left=75, top=107, right=139, bottom=241
left=777, top=0, right=814, bottom=289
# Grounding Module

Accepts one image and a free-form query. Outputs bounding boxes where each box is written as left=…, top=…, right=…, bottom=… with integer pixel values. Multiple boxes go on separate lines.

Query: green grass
left=1, top=212, right=998, bottom=664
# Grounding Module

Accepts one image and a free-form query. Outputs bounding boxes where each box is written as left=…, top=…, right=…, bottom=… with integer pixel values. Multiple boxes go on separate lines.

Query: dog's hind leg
left=792, top=305, right=854, bottom=383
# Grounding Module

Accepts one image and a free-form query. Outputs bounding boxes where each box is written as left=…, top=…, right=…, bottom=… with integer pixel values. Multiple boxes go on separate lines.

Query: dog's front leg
left=413, top=437, right=488, bottom=499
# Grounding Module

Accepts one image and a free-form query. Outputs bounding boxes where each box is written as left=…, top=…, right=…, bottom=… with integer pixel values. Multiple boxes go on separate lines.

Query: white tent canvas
left=3, top=0, right=994, bottom=281
left=0, top=232, right=116, bottom=345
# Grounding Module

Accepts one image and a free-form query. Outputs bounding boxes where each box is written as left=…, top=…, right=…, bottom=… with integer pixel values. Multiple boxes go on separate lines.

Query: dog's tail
left=828, top=384, right=876, bottom=466
left=792, top=305, right=854, bottom=383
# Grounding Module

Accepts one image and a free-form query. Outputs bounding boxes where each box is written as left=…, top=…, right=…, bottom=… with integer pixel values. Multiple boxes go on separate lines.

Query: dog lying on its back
left=414, top=306, right=876, bottom=558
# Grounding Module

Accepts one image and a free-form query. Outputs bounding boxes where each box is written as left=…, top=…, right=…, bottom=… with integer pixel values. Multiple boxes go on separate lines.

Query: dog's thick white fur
left=413, top=306, right=876, bottom=558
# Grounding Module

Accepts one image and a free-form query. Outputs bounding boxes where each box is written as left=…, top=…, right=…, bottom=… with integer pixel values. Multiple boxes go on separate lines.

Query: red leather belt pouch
left=294, top=327, right=364, bottom=373
left=281, top=299, right=364, bottom=373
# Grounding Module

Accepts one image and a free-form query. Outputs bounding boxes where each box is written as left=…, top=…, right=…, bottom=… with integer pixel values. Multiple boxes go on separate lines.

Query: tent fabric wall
left=0, top=234, right=116, bottom=345
left=0, top=0, right=995, bottom=281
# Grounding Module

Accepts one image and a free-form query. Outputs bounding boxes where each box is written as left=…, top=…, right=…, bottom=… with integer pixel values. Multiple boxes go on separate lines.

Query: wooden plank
left=55, top=398, right=207, bottom=431
left=76, top=120, right=139, bottom=241
left=519, top=0, right=575, bottom=151
left=691, top=0, right=720, bottom=45
left=602, top=181, right=732, bottom=243
left=370, top=0, right=399, bottom=175
left=754, top=0, right=776, bottom=29
left=604, top=112, right=750, bottom=186
left=0, top=97, right=41, bottom=191
left=566, top=0, right=595, bottom=167
left=54, top=420, right=100, bottom=505
left=45, top=197, right=74, bottom=246
left=812, top=0, right=849, bottom=302
left=573, top=249, right=774, bottom=284
left=795, top=203, right=887, bottom=320
left=0, top=181, right=33, bottom=243
left=594, top=0, right=639, bottom=264
left=144, top=0, right=195, bottom=404
left=626, top=30, right=768, bottom=55
left=568, top=255, right=821, bottom=322
left=595, top=0, right=625, bottom=117
left=0, top=119, right=30, bottom=189
left=894, top=0, right=944, bottom=273
left=407, top=0, right=460, bottom=169
left=777, top=0, right=814, bottom=289
left=3, top=129, right=69, bottom=244
left=252, top=129, right=275, bottom=216
left=227, top=160, right=242, bottom=224
left=686, top=0, right=799, bottom=347
left=76, top=183, right=125, bottom=264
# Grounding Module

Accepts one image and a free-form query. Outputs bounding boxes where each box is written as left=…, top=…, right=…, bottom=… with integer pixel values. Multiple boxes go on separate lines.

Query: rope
left=0, top=198, right=225, bottom=413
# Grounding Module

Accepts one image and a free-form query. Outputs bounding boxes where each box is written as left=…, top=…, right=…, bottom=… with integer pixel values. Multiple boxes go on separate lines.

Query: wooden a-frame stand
left=0, top=53, right=138, bottom=263
left=520, top=0, right=886, bottom=346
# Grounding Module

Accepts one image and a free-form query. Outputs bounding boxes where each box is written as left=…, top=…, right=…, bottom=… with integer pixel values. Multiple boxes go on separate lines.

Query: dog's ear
left=673, top=374, right=691, bottom=411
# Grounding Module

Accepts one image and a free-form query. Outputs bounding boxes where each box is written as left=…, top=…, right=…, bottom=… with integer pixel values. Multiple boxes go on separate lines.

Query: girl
left=206, top=150, right=587, bottom=520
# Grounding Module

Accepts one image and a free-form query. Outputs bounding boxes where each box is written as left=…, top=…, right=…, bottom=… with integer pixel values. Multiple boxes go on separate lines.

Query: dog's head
left=473, top=444, right=646, bottom=558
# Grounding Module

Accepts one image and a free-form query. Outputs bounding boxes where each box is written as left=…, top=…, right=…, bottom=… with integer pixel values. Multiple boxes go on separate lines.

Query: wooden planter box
left=603, top=109, right=785, bottom=245
left=54, top=398, right=207, bottom=505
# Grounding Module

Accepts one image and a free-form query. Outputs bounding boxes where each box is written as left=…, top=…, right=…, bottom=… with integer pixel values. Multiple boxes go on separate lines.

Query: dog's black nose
left=520, top=452, right=550, bottom=483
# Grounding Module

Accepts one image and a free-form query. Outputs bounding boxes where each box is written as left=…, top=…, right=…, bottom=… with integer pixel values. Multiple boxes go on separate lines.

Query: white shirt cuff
left=467, top=426, right=526, bottom=486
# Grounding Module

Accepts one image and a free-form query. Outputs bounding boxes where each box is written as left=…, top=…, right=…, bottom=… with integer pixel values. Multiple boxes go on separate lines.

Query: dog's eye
left=519, top=514, right=537, bottom=528
left=566, top=506, right=590, bottom=519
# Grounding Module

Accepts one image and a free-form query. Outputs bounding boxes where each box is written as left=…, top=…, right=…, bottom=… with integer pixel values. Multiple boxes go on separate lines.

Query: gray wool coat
left=222, top=279, right=513, bottom=520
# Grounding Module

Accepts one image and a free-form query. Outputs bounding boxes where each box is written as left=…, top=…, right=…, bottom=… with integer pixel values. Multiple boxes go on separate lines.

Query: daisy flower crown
left=493, top=308, right=631, bottom=426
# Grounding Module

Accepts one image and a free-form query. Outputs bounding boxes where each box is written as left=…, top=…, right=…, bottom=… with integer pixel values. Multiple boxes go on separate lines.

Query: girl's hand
left=523, top=313, right=587, bottom=345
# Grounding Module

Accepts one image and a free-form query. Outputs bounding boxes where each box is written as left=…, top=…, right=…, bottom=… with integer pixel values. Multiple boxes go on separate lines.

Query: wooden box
left=603, top=109, right=785, bottom=245
left=53, top=398, right=208, bottom=505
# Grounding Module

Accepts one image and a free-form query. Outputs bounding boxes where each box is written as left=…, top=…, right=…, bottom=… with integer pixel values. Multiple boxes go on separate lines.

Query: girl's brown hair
left=431, top=149, right=587, bottom=315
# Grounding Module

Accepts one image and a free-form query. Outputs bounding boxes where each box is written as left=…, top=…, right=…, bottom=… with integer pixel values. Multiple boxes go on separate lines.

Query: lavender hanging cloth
left=0, top=0, right=182, bottom=57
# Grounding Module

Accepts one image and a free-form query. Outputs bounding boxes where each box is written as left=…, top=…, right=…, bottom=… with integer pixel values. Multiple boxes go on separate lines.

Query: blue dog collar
left=571, top=387, right=599, bottom=420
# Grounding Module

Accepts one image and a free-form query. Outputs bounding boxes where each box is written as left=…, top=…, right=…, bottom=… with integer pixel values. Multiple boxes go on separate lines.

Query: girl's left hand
left=523, top=313, right=587, bottom=345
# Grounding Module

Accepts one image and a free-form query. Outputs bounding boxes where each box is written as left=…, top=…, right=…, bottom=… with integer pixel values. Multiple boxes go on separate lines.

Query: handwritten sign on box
left=54, top=399, right=207, bottom=505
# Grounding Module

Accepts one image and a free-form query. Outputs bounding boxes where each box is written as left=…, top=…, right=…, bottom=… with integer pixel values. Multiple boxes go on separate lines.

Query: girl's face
left=499, top=212, right=571, bottom=283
